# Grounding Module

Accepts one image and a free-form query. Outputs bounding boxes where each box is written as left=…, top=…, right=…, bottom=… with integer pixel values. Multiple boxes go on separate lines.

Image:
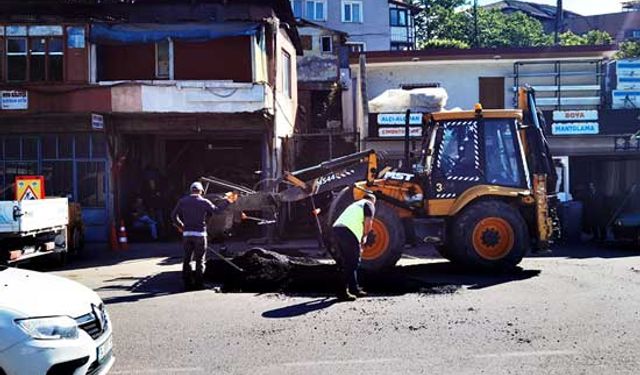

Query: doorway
left=479, top=77, right=505, bottom=109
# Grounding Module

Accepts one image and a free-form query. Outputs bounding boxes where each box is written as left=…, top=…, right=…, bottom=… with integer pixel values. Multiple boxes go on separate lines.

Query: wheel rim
left=362, top=219, right=390, bottom=260
left=472, top=217, right=515, bottom=260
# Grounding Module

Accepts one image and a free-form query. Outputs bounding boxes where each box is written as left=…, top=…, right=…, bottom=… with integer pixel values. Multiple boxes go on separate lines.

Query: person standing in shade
left=584, top=182, right=606, bottom=242
left=171, top=182, right=238, bottom=289
left=331, top=192, right=376, bottom=301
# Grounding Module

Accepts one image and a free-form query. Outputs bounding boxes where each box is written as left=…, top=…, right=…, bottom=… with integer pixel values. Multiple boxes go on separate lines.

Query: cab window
left=484, top=119, right=523, bottom=187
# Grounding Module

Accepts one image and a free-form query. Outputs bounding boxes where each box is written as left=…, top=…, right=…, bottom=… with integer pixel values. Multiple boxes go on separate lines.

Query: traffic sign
left=15, top=176, right=45, bottom=201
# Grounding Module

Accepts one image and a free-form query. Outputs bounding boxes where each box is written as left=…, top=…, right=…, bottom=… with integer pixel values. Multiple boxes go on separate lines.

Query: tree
left=584, top=30, right=614, bottom=46
left=419, top=38, right=470, bottom=49
left=476, top=9, right=552, bottom=48
left=412, top=2, right=611, bottom=50
left=558, top=30, right=613, bottom=46
left=559, top=31, right=588, bottom=46
left=411, top=0, right=468, bottom=42
left=615, top=40, right=640, bottom=59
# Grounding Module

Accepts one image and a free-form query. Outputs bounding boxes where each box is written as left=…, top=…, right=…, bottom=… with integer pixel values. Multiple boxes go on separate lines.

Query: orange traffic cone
left=117, top=220, right=129, bottom=250
left=110, top=223, right=119, bottom=251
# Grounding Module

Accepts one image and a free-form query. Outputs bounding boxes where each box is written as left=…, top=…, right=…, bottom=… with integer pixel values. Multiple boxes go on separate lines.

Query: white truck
left=0, top=198, right=69, bottom=265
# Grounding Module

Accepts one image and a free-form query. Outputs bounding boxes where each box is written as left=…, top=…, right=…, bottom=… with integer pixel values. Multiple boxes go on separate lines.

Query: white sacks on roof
left=369, top=87, right=448, bottom=113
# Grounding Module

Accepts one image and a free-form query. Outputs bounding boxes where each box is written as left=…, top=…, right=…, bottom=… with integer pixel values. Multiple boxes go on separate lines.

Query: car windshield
left=484, top=119, right=522, bottom=187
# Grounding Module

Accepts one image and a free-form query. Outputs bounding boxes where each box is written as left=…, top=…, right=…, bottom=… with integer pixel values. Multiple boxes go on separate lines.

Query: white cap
left=190, top=181, right=204, bottom=192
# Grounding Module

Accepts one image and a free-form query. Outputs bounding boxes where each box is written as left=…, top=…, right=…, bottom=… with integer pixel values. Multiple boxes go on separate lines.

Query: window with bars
left=0, top=134, right=107, bottom=206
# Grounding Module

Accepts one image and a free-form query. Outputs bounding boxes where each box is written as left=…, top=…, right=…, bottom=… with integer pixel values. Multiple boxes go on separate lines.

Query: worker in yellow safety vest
left=331, top=192, right=376, bottom=301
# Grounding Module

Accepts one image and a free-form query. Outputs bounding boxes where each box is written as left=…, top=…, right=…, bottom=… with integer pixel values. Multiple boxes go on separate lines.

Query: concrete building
left=290, top=0, right=418, bottom=51
left=348, top=45, right=640, bottom=205
left=0, top=0, right=301, bottom=241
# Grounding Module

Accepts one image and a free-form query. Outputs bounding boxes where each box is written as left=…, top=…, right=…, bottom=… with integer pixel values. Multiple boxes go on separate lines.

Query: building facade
left=0, top=0, right=301, bottom=241
left=348, top=45, right=640, bottom=208
left=290, top=0, right=417, bottom=51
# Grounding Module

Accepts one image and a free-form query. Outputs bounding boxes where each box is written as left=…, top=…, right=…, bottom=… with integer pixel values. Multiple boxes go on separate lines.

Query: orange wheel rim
left=472, top=217, right=514, bottom=260
left=362, top=219, right=390, bottom=260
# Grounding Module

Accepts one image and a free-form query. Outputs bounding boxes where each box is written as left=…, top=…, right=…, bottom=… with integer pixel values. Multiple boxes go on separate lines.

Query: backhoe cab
left=329, top=87, right=557, bottom=271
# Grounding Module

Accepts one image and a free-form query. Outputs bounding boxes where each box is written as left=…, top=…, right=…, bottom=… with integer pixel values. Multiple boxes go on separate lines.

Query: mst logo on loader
left=384, top=171, right=415, bottom=182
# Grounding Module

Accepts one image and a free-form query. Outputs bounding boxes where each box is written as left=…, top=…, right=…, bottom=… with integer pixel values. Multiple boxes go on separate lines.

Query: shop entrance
left=120, top=135, right=264, bottom=240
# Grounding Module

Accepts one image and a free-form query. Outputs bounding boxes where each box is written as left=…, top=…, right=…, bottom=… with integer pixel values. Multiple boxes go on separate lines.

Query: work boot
left=350, top=288, right=368, bottom=297
left=337, top=289, right=357, bottom=301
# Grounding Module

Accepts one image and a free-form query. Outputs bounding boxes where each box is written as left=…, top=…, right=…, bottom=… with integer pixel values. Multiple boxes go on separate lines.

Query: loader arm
left=279, top=149, right=378, bottom=202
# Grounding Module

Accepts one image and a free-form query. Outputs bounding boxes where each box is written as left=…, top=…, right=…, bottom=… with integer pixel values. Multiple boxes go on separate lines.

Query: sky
left=478, top=0, right=625, bottom=16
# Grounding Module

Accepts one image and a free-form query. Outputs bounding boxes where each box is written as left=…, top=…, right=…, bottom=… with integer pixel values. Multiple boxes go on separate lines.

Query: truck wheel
left=449, top=200, right=528, bottom=271
left=361, top=203, right=405, bottom=270
left=327, top=187, right=405, bottom=270
left=325, top=186, right=356, bottom=246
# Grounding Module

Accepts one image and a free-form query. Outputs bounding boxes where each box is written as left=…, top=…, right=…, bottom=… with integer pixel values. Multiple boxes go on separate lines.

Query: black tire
left=327, top=187, right=405, bottom=271
left=448, top=200, right=528, bottom=271
left=361, top=203, right=405, bottom=270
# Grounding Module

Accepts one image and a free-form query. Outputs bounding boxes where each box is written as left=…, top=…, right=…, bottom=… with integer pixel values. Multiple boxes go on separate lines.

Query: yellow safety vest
left=333, top=200, right=372, bottom=239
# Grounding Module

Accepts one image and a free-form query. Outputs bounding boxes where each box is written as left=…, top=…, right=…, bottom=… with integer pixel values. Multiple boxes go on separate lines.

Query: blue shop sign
left=551, top=122, right=599, bottom=135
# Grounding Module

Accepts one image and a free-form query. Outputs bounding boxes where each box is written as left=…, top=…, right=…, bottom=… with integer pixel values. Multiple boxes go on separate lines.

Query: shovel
left=207, top=246, right=245, bottom=273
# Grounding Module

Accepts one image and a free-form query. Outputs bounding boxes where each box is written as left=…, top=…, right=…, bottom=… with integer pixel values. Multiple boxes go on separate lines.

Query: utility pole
left=555, top=0, right=563, bottom=45
left=473, top=0, right=479, bottom=48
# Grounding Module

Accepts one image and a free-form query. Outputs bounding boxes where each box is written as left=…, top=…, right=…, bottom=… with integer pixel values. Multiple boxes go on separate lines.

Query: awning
left=90, top=22, right=260, bottom=44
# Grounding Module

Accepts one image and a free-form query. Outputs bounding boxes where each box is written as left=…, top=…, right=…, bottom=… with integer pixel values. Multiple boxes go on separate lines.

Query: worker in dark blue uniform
left=171, top=182, right=238, bottom=290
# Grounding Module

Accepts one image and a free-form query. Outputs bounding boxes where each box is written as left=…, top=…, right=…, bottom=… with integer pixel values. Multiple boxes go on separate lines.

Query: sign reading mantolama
left=1, top=91, right=28, bottom=110
left=553, top=110, right=598, bottom=122
left=379, top=127, right=423, bottom=138
left=552, top=122, right=599, bottom=135
left=377, top=113, right=423, bottom=125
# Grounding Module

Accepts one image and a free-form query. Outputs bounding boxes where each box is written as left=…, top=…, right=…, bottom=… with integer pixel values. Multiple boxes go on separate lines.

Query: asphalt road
left=52, top=242, right=640, bottom=375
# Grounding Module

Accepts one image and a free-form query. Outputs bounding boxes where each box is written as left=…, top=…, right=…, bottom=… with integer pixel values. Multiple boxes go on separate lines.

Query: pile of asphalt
left=205, top=247, right=462, bottom=295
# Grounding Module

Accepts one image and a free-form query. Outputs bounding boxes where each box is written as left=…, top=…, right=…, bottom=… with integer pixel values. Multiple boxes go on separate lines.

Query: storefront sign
left=15, top=176, right=45, bottom=201
left=617, top=60, right=640, bottom=89
left=91, top=114, right=104, bottom=130
left=378, top=127, right=422, bottom=138
left=614, top=136, right=640, bottom=151
left=551, top=122, right=599, bottom=135
left=377, top=113, right=423, bottom=125
left=612, top=90, right=640, bottom=109
left=1, top=91, right=28, bottom=110
left=553, top=110, right=598, bottom=122
left=67, top=26, right=85, bottom=48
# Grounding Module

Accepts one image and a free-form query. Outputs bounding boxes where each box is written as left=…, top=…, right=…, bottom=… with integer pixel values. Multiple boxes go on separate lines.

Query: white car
left=0, top=265, right=114, bottom=375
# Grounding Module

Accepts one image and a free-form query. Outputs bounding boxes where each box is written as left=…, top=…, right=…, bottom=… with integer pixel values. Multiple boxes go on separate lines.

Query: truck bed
left=0, top=198, right=69, bottom=235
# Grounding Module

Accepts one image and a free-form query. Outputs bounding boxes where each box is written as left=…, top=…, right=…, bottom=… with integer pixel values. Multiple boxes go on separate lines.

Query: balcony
left=390, top=27, right=410, bottom=43
left=106, top=80, right=273, bottom=114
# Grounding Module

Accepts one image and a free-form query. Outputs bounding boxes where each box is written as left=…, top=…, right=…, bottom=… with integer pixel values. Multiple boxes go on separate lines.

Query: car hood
left=0, top=267, right=101, bottom=318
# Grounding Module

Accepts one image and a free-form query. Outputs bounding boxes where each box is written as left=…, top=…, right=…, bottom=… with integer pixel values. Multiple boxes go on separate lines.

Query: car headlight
left=15, top=316, right=79, bottom=340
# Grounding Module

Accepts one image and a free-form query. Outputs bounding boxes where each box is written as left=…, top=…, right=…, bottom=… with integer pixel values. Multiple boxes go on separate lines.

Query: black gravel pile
left=205, top=247, right=465, bottom=295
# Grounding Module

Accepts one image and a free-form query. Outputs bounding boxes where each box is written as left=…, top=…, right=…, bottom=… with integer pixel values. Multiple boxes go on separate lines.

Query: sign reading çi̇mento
left=1, top=91, right=28, bottom=110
